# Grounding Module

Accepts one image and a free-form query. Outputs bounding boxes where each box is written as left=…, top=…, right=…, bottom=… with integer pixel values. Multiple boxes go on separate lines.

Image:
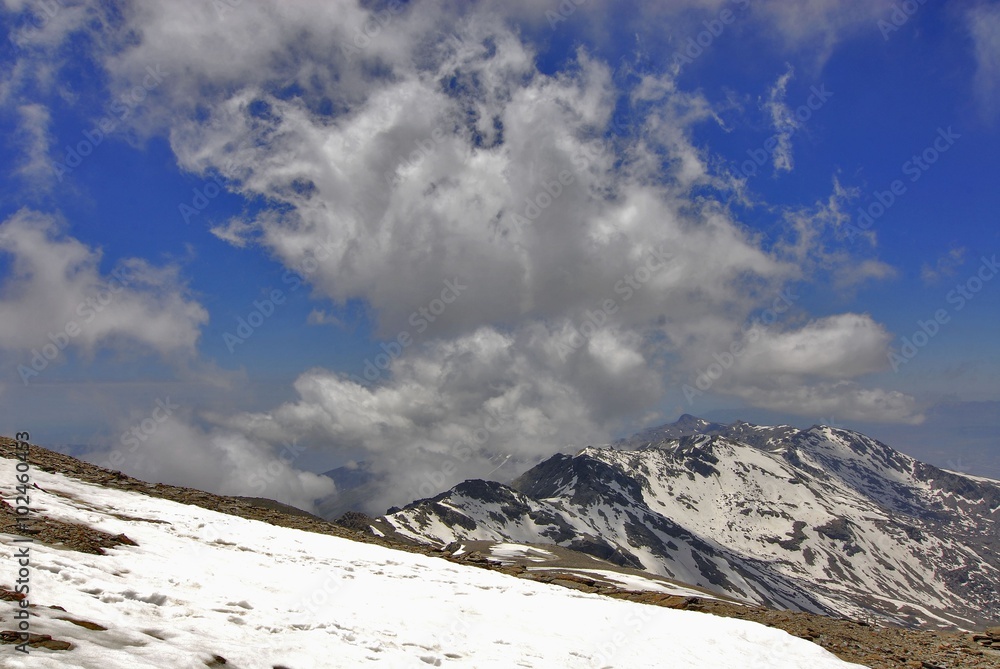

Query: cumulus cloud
left=730, top=313, right=892, bottom=380
left=204, top=323, right=664, bottom=512
left=0, top=210, right=208, bottom=364
left=116, top=5, right=791, bottom=343
left=85, top=409, right=336, bottom=513
left=680, top=311, right=918, bottom=425
left=1, top=0, right=925, bottom=510
left=86, top=0, right=922, bottom=503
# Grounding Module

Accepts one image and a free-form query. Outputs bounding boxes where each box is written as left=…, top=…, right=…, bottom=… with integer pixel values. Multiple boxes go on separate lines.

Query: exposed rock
left=0, top=631, right=72, bottom=650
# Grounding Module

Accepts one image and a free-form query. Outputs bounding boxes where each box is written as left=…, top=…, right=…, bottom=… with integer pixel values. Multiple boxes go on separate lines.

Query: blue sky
left=1, top=0, right=998, bottom=512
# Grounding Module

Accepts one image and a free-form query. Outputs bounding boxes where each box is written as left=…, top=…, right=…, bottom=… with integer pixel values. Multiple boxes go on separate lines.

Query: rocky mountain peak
left=380, top=417, right=1000, bottom=629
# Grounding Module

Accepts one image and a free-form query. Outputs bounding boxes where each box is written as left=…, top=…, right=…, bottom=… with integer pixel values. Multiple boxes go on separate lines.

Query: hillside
left=381, top=420, right=1000, bottom=630
left=0, top=438, right=866, bottom=668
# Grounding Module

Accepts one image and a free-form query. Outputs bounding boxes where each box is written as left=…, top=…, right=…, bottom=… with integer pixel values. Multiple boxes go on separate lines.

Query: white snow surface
left=530, top=567, right=719, bottom=599
left=386, top=426, right=1000, bottom=628
left=0, top=457, right=866, bottom=669
left=487, top=543, right=555, bottom=563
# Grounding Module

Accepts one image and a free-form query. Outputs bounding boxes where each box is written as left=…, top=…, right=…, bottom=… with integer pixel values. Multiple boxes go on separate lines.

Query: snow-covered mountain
left=381, top=418, right=1000, bottom=630
left=0, top=447, right=866, bottom=669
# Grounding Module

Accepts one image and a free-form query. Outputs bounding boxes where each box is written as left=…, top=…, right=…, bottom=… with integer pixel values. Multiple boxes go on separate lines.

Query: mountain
left=379, top=418, right=1000, bottom=630
left=612, top=413, right=729, bottom=445
left=315, top=460, right=381, bottom=520
left=0, top=438, right=868, bottom=669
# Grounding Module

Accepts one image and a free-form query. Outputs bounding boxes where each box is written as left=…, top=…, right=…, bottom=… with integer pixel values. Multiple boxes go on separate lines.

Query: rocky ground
left=1, top=436, right=998, bottom=668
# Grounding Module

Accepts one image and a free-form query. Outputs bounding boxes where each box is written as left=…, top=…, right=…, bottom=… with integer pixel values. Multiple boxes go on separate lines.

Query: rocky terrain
left=381, top=418, right=1000, bottom=630
left=2, top=436, right=999, bottom=668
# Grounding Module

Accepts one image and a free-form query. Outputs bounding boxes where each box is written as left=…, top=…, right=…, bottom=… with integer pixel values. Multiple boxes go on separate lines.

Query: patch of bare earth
left=2, top=436, right=998, bottom=668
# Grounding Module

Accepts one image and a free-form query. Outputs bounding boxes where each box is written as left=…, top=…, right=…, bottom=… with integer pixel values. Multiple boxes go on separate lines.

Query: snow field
left=0, top=457, right=865, bottom=668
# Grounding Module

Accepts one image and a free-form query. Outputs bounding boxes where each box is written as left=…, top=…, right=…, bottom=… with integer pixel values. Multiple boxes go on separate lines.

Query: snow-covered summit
left=0, top=451, right=865, bottom=669
left=384, top=418, right=1000, bottom=630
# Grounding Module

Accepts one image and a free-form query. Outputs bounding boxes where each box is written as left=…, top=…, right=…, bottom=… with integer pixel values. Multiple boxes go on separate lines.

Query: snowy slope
left=383, top=421, right=1000, bottom=630
left=445, top=539, right=739, bottom=601
left=0, top=455, right=866, bottom=669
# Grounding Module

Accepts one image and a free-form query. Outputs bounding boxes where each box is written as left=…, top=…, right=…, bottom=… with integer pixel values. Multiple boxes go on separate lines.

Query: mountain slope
left=382, top=421, right=1000, bottom=630
left=0, top=445, right=868, bottom=669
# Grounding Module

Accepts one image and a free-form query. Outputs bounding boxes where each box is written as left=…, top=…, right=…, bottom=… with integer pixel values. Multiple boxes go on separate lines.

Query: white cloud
left=685, top=313, right=924, bottom=425
left=752, top=0, right=895, bottom=65
left=639, top=0, right=894, bottom=65
left=834, top=258, right=898, bottom=291
left=207, top=323, right=663, bottom=512
left=81, top=0, right=922, bottom=502
left=921, top=247, right=967, bottom=284
left=306, top=308, right=343, bottom=327
left=85, top=414, right=336, bottom=513
left=0, top=210, right=208, bottom=360
left=1, top=0, right=114, bottom=181
left=732, top=313, right=892, bottom=380
left=12, top=103, right=53, bottom=182
left=0, top=0, right=927, bottom=509
left=764, top=65, right=796, bottom=172
left=773, top=179, right=899, bottom=292
left=966, top=3, right=1000, bottom=121
left=88, top=1, right=797, bottom=368
left=727, top=382, right=924, bottom=425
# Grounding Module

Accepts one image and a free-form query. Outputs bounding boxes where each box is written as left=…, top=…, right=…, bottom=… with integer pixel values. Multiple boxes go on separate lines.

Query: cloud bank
left=1, top=0, right=924, bottom=512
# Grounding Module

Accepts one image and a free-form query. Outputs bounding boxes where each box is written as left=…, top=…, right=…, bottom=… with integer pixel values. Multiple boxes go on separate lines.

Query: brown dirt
left=2, top=435, right=998, bottom=668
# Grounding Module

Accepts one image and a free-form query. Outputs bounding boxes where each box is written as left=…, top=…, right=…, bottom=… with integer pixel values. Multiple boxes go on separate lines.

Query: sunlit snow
left=0, top=457, right=864, bottom=668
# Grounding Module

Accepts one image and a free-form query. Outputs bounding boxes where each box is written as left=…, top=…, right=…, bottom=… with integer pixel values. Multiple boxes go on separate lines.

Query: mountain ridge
left=4, top=436, right=1000, bottom=668
left=378, top=417, right=1000, bottom=630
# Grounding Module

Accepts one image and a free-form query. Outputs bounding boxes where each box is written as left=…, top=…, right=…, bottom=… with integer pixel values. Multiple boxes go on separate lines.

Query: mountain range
left=369, top=416, right=1000, bottom=630
left=0, top=436, right=876, bottom=669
